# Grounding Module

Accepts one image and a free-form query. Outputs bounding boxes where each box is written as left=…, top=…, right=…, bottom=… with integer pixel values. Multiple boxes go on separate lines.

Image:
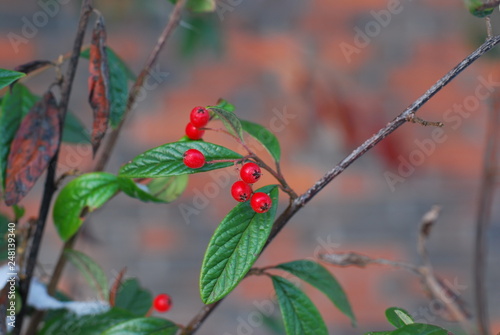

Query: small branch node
left=406, top=113, right=444, bottom=128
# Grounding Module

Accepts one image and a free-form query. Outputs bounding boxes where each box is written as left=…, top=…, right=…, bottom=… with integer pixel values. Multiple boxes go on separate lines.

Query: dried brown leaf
left=4, top=91, right=61, bottom=205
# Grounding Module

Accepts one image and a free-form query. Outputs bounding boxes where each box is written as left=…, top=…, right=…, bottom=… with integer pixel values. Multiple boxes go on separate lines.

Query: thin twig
left=16, top=2, right=94, bottom=334
left=406, top=113, right=444, bottom=127
left=180, top=35, right=500, bottom=335
left=319, top=252, right=420, bottom=274
left=473, top=75, right=500, bottom=335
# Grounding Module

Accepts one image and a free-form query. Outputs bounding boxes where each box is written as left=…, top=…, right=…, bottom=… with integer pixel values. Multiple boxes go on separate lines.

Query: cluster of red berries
left=231, top=162, right=272, bottom=213
left=182, top=106, right=272, bottom=214
left=153, top=293, right=172, bottom=313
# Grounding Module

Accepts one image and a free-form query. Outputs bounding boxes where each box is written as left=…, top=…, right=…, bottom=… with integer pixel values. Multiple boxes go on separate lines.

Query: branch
left=473, top=73, right=500, bottom=335
left=14, top=2, right=94, bottom=334
left=181, top=35, right=500, bottom=334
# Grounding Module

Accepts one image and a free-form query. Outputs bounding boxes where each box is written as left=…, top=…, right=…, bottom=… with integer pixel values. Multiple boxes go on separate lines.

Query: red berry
left=183, top=149, right=205, bottom=168
left=240, top=162, right=262, bottom=184
left=153, top=293, right=172, bottom=313
left=231, top=181, right=253, bottom=202
left=190, top=106, right=210, bottom=128
left=250, top=192, right=272, bottom=213
left=185, top=122, right=205, bottom=140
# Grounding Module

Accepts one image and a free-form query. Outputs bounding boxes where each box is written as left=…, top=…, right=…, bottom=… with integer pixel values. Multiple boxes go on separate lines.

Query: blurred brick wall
left=1, top=0, right=500, bottom=334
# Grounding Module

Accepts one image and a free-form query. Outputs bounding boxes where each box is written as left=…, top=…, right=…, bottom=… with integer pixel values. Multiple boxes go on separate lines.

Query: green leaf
left=0, top=69, right=25, bottom=89
left=0, top=213, right=10, bottom=261
left=119, top=141, right=242, bottom=178
left=106, top=48, right=131, bottom=128
left=39, top=308, right=135, bottom=335
left=391, top=323, right=449, bottom=335
left=364, top=332, right=393, bottom=335
left=200, top=185, right=279, bottom=304
left=272, top=275, right=328, bottom=335
left=385, top=307, right=414, bottom=328
left=275, top=260, right=356, bottom=325
left=0, top=83, right=38, bottom=189
left=107, top=47, right=136, bottom=81
left=53, top=172, right=120, bottom=241
left=118, top=177, right=169, bottom=203
left=63, top=112, right=91, bottom=144
left=65, top=249, right=109, bottom=301
left=115, top=278, right=153, bottom=317
left=102, top=317, right=178, bottom=335
left=118, top=175, right=188, bottom=204
left=145, top=175, right=189, bottom=203
left=208, top=107, right=244, bottom=140
left=82, top=47, right=135, bottom=128
left=463, top=0, right=494, bottom=17
left=240, top=119, right=281, bottom=163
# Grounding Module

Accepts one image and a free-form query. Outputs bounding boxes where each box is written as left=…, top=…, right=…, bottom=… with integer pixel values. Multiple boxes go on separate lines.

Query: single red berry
left=240, top=162, right=262, bottom=184
left=250, top=192, right=272, bottom=213
left=190, top=106, right=210, bottom=128
left=153, top=293, right=172, bottom=313
left=185, top=122, right=205, bottom=140
left=231, top=181, right=253, bottom=202
left=183, top=149, right=205, bottom=169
